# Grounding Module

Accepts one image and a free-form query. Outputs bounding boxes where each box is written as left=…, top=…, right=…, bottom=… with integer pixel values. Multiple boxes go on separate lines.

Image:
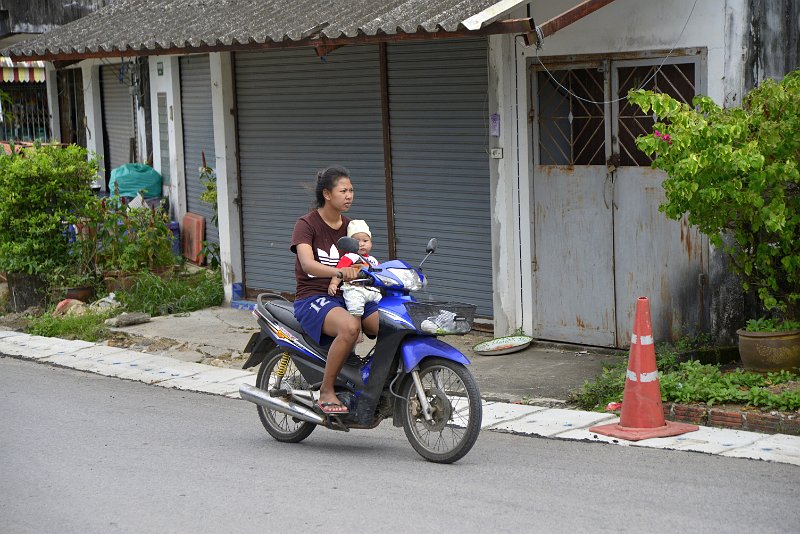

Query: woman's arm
left=296, top=243, right=360, bottom=281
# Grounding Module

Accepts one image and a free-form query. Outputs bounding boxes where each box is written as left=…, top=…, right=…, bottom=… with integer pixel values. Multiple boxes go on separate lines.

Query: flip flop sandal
left=317, top=401, right=349, bottom=415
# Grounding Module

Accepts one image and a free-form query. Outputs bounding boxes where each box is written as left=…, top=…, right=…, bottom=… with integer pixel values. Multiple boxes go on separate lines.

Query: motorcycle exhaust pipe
left=239, top=384, right=324, bottom=425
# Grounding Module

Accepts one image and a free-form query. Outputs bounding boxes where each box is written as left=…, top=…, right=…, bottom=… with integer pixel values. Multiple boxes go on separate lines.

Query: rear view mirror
left=420, top=238, right=437, bottom=268
left=426, top=238, right=438, bottom=254
left=337, top=236, right=359, bottom=254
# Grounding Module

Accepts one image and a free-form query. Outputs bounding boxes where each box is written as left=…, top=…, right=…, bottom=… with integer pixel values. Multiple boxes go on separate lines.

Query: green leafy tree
left=630, top=70, right=800, bottom=321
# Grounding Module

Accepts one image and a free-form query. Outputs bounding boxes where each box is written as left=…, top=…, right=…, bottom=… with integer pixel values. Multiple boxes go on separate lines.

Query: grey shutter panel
left=235, top=46, right=387, bottom=294
left=180, top=55, right=218, bottom=244
left=100, top=65, right=135, bottom=175
left=387, top=39, right=493, bottom=316
left=157, top=93, right=170, bottom=184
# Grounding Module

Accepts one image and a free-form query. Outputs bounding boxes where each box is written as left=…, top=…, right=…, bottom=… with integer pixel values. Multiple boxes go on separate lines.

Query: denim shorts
left=294, top=294, right=379, bottom=344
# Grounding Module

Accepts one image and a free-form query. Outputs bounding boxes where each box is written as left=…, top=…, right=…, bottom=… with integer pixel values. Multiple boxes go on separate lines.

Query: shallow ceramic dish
left=472, top=335, right=533, bottom=356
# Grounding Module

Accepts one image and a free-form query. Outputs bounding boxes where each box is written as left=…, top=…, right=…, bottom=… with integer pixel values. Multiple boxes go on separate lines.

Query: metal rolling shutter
left=387, top=39, right=493, bottom=316
left=100, top=65, right=135, bottom=176
left=235, top=46, right=387, bottom=294
left=180, top=55, right=218, bottom=244
left=157, top=93, right=170, bottom=185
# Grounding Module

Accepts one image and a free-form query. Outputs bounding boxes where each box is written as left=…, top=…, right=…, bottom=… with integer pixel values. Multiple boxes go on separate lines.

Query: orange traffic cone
left=589, top=297, right=698, bottom=441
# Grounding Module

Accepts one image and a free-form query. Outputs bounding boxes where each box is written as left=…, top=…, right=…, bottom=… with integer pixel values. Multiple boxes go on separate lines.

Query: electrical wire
left=528, top=0, right=699, bottom=106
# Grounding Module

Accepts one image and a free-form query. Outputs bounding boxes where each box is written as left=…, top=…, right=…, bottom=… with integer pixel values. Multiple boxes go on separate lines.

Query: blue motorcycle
left=239, top=237, right=482, bottom=463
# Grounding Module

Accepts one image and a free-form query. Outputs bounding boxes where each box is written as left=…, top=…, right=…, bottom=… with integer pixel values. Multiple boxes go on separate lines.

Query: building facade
left=5, top=0, right=799, bottom=347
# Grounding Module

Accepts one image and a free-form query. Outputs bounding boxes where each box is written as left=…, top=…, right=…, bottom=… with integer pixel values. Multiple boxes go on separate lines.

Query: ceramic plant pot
left=737, top=328, right=800, bottom=372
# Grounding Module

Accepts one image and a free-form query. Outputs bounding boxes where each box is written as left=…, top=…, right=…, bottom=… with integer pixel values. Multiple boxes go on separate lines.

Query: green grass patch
left=569, top=345, right=800, bottom=412
left=117, top=269, right=224, bottom=317
left=27, top=309, right=117, bottom=342
left=659, top=362, right=800, bottom=411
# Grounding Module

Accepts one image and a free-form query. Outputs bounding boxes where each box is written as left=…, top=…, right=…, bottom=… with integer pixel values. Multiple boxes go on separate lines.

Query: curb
left=663, top=402, right=800, bottom=436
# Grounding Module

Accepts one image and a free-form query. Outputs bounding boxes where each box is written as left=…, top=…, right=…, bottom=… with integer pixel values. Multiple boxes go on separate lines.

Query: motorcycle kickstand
left=411, top=369, right=434, bottom=422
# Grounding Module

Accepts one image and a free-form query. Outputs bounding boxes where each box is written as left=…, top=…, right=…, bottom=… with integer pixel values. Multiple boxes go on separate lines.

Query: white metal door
left=611, top=57, right=710, bottom=343
left=531, top=54, right=710, bottom=347
left=531, top=65, right=616, bottom=346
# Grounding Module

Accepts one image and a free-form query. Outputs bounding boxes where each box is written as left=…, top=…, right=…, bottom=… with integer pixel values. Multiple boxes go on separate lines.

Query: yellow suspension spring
left=275, top=353, right=290, bottom=378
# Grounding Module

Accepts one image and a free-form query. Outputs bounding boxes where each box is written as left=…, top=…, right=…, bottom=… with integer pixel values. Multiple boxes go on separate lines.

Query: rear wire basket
left=404, top=301, right=476, bottom=335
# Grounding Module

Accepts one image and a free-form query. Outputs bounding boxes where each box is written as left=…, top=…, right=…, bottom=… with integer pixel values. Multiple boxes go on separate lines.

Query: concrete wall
left=79, top=61, right=104, bottom=187
left=744, top=0, right=800, bottom=89
left=208, top=52, right=243, bottom=301
left=148, top=55, right=185, bottom=217
left=488, top=32, right=522, bottom=337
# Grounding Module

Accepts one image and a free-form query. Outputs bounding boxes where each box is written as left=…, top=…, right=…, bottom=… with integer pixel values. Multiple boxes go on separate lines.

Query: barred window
left=537, top=68, right=605, bottom=165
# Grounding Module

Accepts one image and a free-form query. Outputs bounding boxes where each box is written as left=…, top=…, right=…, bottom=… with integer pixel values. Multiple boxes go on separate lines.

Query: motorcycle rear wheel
left=255, top=348, right=316, bottom=443
left=399, top=357, right=482, bottom=463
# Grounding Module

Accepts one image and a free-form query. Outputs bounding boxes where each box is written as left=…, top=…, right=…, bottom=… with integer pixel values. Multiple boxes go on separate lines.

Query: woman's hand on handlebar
left=339, top=266, right=360, bottom=282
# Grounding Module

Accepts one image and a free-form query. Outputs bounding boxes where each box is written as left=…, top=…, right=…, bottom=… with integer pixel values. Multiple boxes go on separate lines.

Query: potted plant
left=95, top=196, right=177, bottom=292
left=630, top=70, right=799, bottom=370
left=198, top=151, right=220, bottom=269
left=47, top=223, right=100, bottom=303
left=0, top=143, right=99, bottom=312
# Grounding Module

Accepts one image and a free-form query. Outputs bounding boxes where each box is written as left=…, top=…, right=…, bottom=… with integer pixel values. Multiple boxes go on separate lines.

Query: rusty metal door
left=532, top=64, right=616, bottom=346
left=532, top=55, right=709, bottom=348
left=611, top=58, right=710, bottom=344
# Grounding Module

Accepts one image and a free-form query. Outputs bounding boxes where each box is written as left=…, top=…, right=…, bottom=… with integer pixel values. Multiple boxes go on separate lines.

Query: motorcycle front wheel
left=255, top=348, right=316, bottom=443
left=399, top=357, right=482, bottom=463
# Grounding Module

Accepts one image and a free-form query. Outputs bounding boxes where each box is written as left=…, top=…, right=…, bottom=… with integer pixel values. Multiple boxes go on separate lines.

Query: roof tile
left=5, top=0, right=511, bottom=59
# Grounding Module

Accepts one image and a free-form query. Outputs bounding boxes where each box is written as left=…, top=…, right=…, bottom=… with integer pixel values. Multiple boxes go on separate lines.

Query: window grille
left=616, top=62, right=696, bottom=166
left=537, top=68, right=605, bottom=165
left=0, top=82, right=50, bottom=142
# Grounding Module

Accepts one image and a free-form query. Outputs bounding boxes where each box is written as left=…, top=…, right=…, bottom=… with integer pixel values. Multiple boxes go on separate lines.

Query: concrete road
left=2, top=357, right=798, bottom=534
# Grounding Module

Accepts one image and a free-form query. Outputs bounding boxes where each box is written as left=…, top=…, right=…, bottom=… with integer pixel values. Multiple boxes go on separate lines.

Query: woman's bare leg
left=361, top=311, right=379, bottom=337
left=319, top=307, right=359, bottom=406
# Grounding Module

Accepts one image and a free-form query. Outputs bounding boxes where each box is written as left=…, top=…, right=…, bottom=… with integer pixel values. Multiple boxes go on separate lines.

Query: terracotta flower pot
left=63, top=286, right=96, bottom=303
left=737, top=328, right=800, bottom=372
left=103, top=271, right=137, bottom=293
left=151, top=265, right=174, bottom=278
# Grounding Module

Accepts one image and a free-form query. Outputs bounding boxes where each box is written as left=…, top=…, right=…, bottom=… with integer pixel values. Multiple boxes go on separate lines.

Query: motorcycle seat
left=264, top=299, right=305, bottom=333
left=262, top=296, right=361, bottom=365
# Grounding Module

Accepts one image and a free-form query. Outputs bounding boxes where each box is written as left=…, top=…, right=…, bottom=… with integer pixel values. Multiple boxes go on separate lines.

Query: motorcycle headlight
left=386, top=268, right=424, bottom=291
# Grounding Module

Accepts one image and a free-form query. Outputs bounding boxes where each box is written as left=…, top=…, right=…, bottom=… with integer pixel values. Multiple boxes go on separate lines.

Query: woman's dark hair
left=313, top=165, right=350, bottom=209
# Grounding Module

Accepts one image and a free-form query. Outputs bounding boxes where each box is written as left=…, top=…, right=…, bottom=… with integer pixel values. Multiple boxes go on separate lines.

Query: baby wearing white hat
left=328, top=220, right=382, bottom=342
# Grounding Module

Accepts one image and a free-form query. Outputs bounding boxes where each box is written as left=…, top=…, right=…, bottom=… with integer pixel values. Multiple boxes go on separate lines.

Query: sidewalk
left=1, top=307, right=799, bottom=466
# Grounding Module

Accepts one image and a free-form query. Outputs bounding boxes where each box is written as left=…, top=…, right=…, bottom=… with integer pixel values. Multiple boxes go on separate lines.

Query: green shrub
left=659, top=362, right=800, bottom=410
left=0, top=144, right=99, bottom=277
left=568, top=359, right=627, bottom=411
left=570, top=352, right=800, bottom=412
left=117, top=269, right=223, bottom=316
left=630, top=70, right=800, bottom=320
left=744, top=317, right=800, bottom=332
left=569, top=346, right=686, bottom=410
left=94, top=198, right=177, bottom=273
